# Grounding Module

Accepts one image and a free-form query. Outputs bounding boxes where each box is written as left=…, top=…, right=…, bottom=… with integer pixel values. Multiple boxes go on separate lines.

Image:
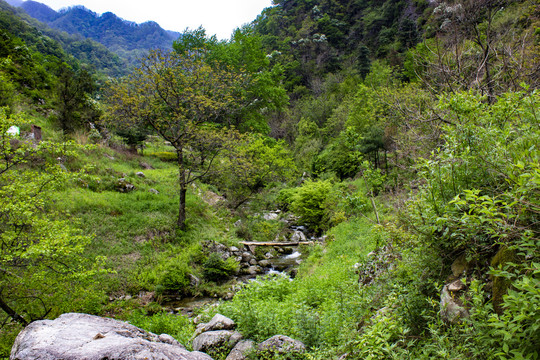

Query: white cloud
left=34, top=0, right=273, bottom=39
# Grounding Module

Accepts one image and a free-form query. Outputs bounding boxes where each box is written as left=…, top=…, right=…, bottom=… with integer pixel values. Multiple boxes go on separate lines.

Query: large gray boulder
left=10, top=313, right=212, bottom=360
left=194, top=314, right=235, bottom=337
left=226, top=340, right=255, bottom=360
left=192, top=330, right=242, bottom=354
left=257, top=335, right=306, bottom=357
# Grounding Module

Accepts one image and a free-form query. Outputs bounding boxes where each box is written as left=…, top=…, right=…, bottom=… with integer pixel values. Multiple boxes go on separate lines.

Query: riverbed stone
left=10, top=313, right=211, bottom=360
left=290, top=230, right=306, bottom=242
left=192, top=330, right=243, bottom=354
left=226, top=340, right=255, bottom=360
left=244, top=266, right=260, bottom=275
left=259, top=259, right=271, bottom=267
left=249, top=259, right=258, bottom=266
left=258, top=335, right=306, bottom=356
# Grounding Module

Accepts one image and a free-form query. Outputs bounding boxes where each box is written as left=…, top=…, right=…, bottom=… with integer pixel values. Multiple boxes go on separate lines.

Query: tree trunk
left=178, top=186, right=187, bottom=230
left=177, top=147, right=187, bottom=230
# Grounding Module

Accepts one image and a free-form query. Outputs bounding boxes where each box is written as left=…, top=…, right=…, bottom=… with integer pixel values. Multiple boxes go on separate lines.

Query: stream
left=162, top=213, right=320, bottom=316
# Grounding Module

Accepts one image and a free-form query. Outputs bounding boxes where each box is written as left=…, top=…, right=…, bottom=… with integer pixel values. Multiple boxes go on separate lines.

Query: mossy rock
left=491, top=246, right=517, bottom=314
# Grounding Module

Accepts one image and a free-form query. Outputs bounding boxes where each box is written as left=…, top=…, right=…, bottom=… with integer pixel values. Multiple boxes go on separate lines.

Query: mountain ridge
left=11, top=1, right=180, bottom=64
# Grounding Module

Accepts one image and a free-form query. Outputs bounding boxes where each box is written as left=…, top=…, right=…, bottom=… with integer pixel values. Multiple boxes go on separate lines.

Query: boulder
left=139, top=162, right=154, bottom=170
left=241, top=252, right=253, bottom=262
left=263, top=212, right=279, bottom=221
left=290, top=231, right=306, bottom=242
left=440, top=285, right=469, bottom=323
left=226, top=340, right=255, bottom=360
left=148, top=188, right=160, bottom=194
left=257, top=335, right=306, bottom=357
left=192, top=330, right=243, bottom=353
left=451, top=254, right=469, bottom=277
left=194, top=314, right=235, bottom=336
left=243, top=266, right=260, bottom=275
left=10, top=313, right=211, bottom=360
left=447, top=279, right=467, bottom=292
left=117, top=178, right=135, bottom=193
left=259, top=260, right=271, bottom=267
left=136, top=171, right=145, bottom=178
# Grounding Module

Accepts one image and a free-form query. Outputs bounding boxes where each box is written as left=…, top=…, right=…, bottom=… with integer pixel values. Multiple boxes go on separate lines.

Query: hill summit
left=12, top=1, right=179, bottom=59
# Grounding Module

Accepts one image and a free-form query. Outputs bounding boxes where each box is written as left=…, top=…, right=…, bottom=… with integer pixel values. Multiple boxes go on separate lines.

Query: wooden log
left=239, top=241, right=314, bottom=246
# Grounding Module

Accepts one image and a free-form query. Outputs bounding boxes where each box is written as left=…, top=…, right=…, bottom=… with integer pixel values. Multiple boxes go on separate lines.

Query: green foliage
left=174, top=26, right=289, bottom=134
left=406, top=90, right=540, bottom=258
left=0, top=108, right=105, bottom=333
left=55, top=63, right=97, bottom=133
left=360, top=161, right=387, bottom=196
left=127, top=310, right=195, bottom=349
left=203, top=253, right=239, bottom=282
left=313, top=127, right=363, bottom=179
left=290, top=180, right=332, bottom=231
left=158, top=259, right=191, bottom=293
left=213, top=133, right=297, bottom=209
left=220, top=218, right=379, bottom=352
left=277, top=187, right=298, bottom=211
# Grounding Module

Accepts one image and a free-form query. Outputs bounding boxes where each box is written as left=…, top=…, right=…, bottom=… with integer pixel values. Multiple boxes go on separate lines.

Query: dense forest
left=0, top=0, right=539, bottom=359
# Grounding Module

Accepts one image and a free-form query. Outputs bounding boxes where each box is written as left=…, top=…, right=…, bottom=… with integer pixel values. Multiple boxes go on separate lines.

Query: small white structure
left=6, top=125, right=19, bottom=136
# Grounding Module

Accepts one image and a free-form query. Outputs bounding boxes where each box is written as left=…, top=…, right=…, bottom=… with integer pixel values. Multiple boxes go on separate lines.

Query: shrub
left=276, top=187, right=298, bottom=211
left=203, top=253, right=239, bottom=282
left=158, top=260, right=191, bottom=293
left=290, top=180, right=332, bottom=232
left=127, top=310, right=194, bottom=349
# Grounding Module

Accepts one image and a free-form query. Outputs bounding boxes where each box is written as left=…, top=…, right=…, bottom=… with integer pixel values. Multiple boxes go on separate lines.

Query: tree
left=213, top=133, right=296, bottom=209
left=107, top=49, right=249, bottom=229
left=410, top=0, right=539, bottom=101
left=174, top=26, right=289, bottom=134
left=55, top=63, right=96, bottom=133
left=0, top=108, right=101, bottom=328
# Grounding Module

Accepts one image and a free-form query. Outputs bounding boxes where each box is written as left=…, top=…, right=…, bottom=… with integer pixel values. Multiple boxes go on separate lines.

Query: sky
left=32, top=0, right=274, bottom=39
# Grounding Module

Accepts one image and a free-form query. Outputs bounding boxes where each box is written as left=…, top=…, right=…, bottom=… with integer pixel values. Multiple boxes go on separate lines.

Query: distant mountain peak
left=18, top=1, right=181, bottom=57
left=4, top=0, right=23, bottom=7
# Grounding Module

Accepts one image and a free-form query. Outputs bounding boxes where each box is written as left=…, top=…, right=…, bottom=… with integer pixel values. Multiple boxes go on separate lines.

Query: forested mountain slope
left=18, top=1, right=180, bottom=65
left=0, top=0, right=126, bottom=76
left=252, top=0, right=431, bottom=93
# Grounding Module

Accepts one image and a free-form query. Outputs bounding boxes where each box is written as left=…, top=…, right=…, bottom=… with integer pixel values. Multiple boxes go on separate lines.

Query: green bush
left=158, top=260, right=191, bottom=293
left=290, top=180, right=332, bottom=232
left=406, top=90, right=540, bottom=258
left=127, top=310, right=195, bottom=349
left=203, top=253, right=239, bottom=282
left=276, top=187, right=298, bottom=211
